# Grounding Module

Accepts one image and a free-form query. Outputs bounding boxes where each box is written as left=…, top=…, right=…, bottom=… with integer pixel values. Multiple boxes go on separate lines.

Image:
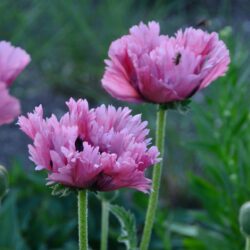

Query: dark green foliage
left=0, top=163, right=78, bottom=250
left=0, top=192, right=28, bottom=250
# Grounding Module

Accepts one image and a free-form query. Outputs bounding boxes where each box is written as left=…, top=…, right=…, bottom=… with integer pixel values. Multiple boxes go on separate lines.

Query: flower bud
left=239, top=202, right=250, bottom=237
left=0, top=165, right=8, bottom=201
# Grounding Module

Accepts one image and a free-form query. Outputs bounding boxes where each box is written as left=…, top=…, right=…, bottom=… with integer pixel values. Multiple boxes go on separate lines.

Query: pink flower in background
left=0, top=41, right=31, bottom=86
left=0, top=41, right=30, bottom=125
left=0, top=82, right=20, bottom=125
left=18, top=98, right=159, bottom=193
left=102, top=22, right=230, bottom=103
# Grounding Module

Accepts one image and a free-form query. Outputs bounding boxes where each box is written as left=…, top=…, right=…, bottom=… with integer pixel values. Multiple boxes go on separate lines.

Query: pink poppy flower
left=0, top=41, right=31, bottom=86
left=18, top=98, right=159, bottom=193
left=0, top=41, right=30, bottom=125
left=102, top=22, right=230, bottom=103
left=0, top=82, right=20, bottom=126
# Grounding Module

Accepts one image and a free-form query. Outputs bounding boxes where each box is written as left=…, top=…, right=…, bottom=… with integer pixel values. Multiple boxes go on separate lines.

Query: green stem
left=246, top=237, right=250, bottom=250
left=78, top=190, right=88, bottom=250
left=101, top=200, right=110, bottom=250
left=139, top=105, right=167, bottom=250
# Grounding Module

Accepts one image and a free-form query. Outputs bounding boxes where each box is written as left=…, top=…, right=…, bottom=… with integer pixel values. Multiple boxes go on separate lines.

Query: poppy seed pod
left=0, top=165, right=8, bottom=201
left=239, top=202, right=250, bottom=237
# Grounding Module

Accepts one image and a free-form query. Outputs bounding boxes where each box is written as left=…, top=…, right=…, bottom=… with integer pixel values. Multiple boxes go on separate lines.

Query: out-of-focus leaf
left=169, top=223, right=199, bottom=237
left=0, top=192, right=28, bottom=250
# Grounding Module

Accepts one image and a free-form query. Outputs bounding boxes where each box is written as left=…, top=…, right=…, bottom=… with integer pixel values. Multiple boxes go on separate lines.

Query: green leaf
left=110, top=204, right=138, bottom=250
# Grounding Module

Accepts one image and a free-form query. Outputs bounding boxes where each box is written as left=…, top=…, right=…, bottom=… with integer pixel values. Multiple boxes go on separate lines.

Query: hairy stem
left=139, top=105, right=167, bottom=250
left=78, top=190, right=88, bottom=250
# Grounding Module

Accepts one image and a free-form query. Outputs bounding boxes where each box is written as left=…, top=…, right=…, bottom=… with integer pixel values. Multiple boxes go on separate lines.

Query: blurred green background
left=0, top=0, right=250, bottom=249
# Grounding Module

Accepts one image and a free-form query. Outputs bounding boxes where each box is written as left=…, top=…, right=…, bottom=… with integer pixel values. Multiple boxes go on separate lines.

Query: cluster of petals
left=18, top=98, right=160, bottom=193
left=0, top=41, right=30, bottom=125
left=102, top=21, right=230, bottom=103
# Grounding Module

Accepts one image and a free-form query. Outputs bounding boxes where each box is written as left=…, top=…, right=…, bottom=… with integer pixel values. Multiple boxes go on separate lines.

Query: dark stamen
left=75, top=137, right=84, bottom=152
left=173, top=52, right=182, bottom=65
left=50, top=160, right=53, bottom=169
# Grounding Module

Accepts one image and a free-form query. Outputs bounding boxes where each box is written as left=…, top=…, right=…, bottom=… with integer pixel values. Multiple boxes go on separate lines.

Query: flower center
left=75, top=137, right=84, bottom=152
left=50, top=160, right=53, bottom=169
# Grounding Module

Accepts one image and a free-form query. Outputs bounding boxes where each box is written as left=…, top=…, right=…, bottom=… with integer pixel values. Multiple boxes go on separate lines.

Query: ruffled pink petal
left=102, top=61, right=143, bottom=102
left=18, top=105, right=44, bottom=139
